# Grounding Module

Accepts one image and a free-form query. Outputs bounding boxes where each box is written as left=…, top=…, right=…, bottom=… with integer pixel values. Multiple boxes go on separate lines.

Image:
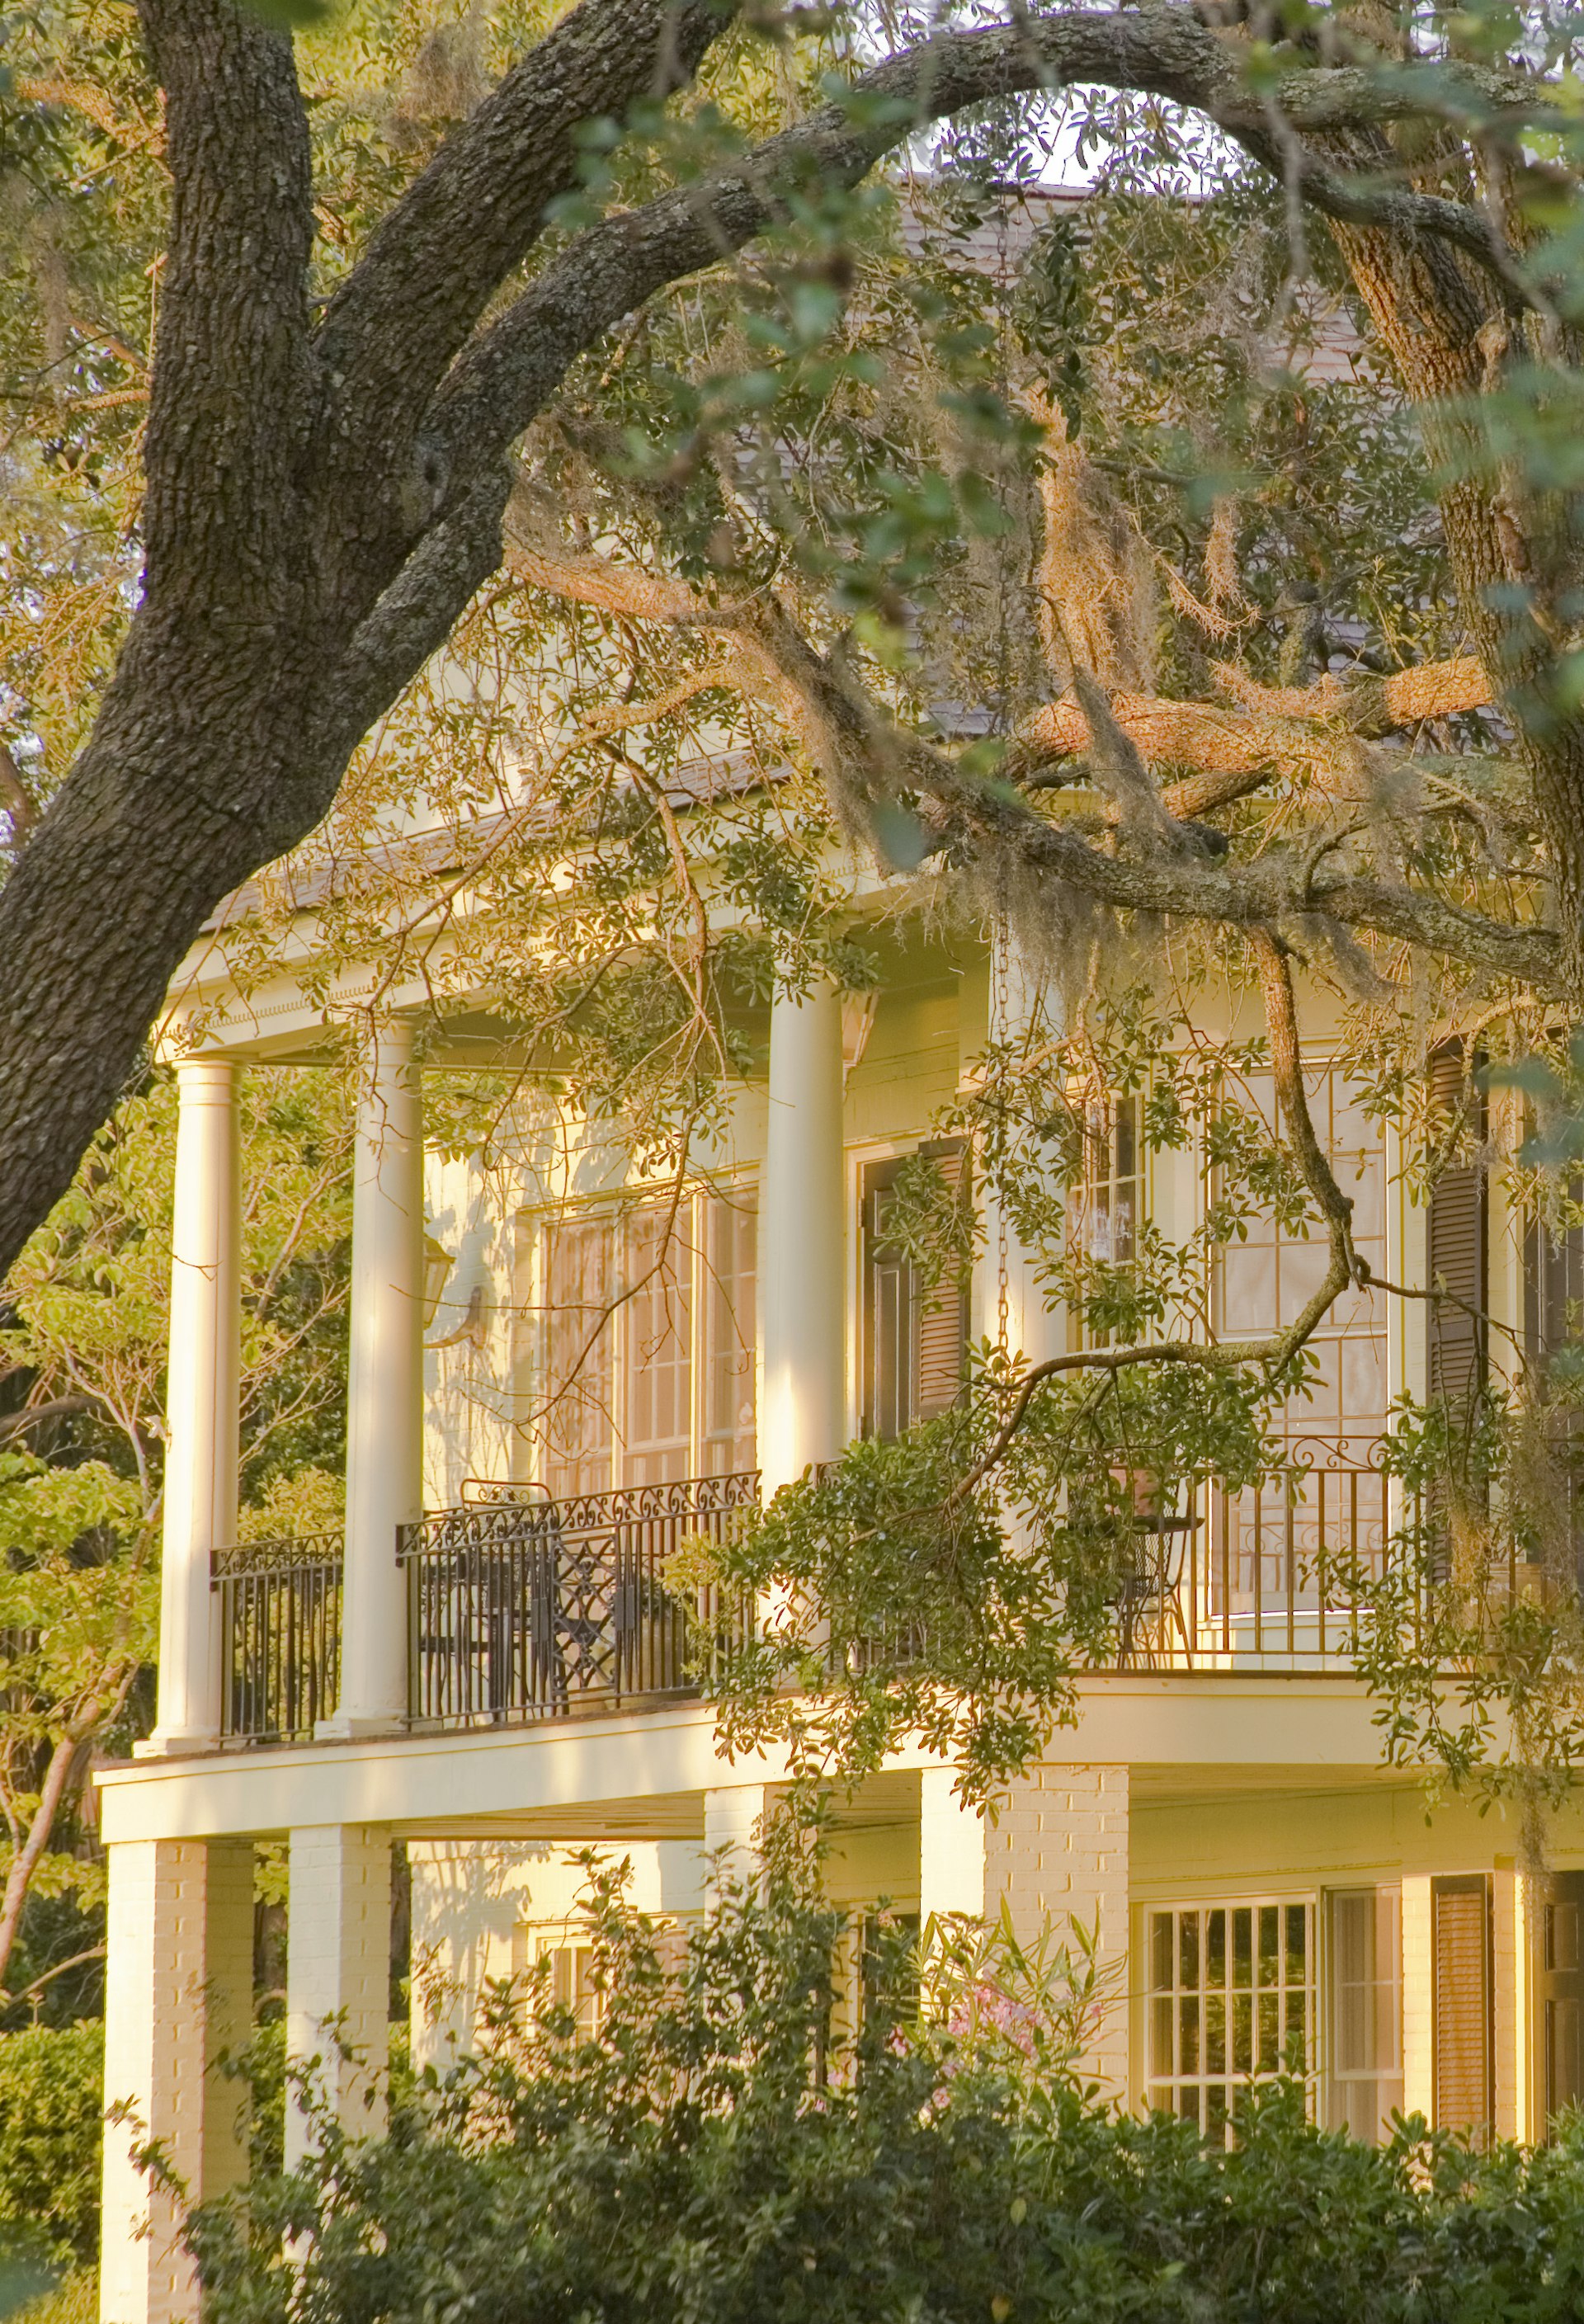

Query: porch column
left=760, top=982, right=846, bottom=1493
left=99, top=1839, right=254, bottom=2324
left=984, top=1763, right=1131, bottom=2100
left=975, top=937, right=1063, bottom=1369
left=285, top=1824, right=392, bottom=2166
left=143, top=1057, right=240, bottom=1755
left=323, top=1021, right=422, bottom=1737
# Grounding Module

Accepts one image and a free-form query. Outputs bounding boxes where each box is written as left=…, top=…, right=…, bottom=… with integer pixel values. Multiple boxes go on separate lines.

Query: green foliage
left=0, top=2024, right=101, bottom=2265
left=12, top=2274, right=99, bottom=2324
left=0, top=1064, right=351, bottom=2007
left=186, top=1867, right=1584, bottom=2324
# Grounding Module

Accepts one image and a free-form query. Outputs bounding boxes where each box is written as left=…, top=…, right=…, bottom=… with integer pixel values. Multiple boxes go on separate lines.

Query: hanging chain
left=994, top=909, right=1011, bottom=1351
left=992, top=193, right=1014, bottom=1358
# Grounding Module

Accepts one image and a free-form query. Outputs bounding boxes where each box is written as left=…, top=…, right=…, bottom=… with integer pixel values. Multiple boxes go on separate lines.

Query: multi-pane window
left=1147, top=1900, right=1313, bottom=2138
left=530, top=1190, right=757, bottom=1496
left=1216, top=1065, right=1388, bottom=1438
left=514, top=1932, right=603, bottom=2034
left=1325, top=1887, right=1402, bottom=2140
left=1068, top=1093, right=1142, bottom=1351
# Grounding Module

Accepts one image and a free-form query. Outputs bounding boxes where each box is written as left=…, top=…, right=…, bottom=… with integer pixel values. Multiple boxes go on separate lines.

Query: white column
left=99, top=1839, right=254, bottom=2324
left=919, top=1765, right=987, bottom=1929
left=323, top=1022, right=422, bottom=1737
left=143, top=1058, right=240, bottom=1756
left=285, top=1825, right=392, bottom=2165
left=974, top=939, right=1064, bottom=1371
left=760, top=982, right=846, bottom=1493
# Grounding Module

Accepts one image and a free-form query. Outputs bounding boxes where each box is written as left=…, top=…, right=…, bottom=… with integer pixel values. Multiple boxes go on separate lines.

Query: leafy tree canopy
left=12, top=0, right=1584, bottom=1803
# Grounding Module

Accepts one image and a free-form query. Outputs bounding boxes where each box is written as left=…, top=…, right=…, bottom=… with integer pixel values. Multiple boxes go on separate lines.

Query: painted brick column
left=985, top=1763, right=1130, bottom=2099
left=99, top=1839, right=254, bottom=2324
left=285, top=1826, right=392, bottom=2166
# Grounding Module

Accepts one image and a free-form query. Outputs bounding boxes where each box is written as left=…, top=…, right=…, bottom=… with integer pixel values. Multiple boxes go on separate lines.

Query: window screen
left=1216, top=1064, right=1388, bottom=1436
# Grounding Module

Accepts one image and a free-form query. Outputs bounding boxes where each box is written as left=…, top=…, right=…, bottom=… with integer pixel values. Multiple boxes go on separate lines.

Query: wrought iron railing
left=213, top=1531, right=343, bottom=1742
left=209, top=1444, right=1436, bottom=1745
left=399, top=1472, right=760, bottom=1730
left=1113, top=1436, right=1399, bottom=1671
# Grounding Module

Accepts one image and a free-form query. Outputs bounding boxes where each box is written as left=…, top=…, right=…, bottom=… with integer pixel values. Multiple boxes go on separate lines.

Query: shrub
left=0, top=2024, right=101, bottom=2265
left=179, top=1864, right=1584, bottom=2324
left=12, top=2271, right=97, bottom=2324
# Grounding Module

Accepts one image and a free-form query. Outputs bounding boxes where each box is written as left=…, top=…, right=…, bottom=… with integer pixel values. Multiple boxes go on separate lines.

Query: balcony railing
left=214, top=1530, right=343, bottom=1744
left=400, top=1472, right=761, bottom=1730
left=1111, top=1437, right=1398, bottom=1671
left=209, top=1444, right=1415, bottom=1747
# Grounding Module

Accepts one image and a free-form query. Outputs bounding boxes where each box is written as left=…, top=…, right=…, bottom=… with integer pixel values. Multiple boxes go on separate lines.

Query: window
left=861, top=1145, right=967, bottom=1441
left=1325, top=1887, right=1402, bottom=2140
left=1526, top=1208, right=1584, bottom=1361
left=1147, top=1900, right=1313, bottom=2139
left=1068, top=1091, right=1142, bottom=1351
left=540, top=1216, right=615, bottom=1500
left=521, top=1939, right=602, bottom=2035
left=1216, top=1064, right=1388, bottom=1439
left=530, top=1190, right=757, bottom=1496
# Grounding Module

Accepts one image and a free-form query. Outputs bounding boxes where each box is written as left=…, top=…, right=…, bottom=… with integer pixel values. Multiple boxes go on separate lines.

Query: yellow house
left=93, top=827, right=1584, bottom=2324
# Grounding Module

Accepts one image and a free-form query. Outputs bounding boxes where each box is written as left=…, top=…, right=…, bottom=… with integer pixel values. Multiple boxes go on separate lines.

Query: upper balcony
left=145, top=946, right=1527, bottom=1765
left=208, top=1436, right=1417, bottom=1749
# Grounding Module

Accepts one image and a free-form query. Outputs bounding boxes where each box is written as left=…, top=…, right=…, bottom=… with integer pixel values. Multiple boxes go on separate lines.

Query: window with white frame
left=1068, top=1090, right=1143, bottom=1352
left=1216, top=1063, right=1388, bottom=1438
left=1324, top=1886, right=1402, bottom=2141
left=512, top=1928, right=603, bottom=2034
left=526, top=1189, right=757, bottom=1497
left=1147, top=1898, right=1313, bottom=2138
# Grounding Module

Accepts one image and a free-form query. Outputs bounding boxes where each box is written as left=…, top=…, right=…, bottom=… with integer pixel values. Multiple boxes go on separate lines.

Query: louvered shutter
left=917, top=1142, right=969, bottom=1421
left=1432, top=1874, right=1492, bottom=2138
left=1427, top=1043, right=1487, bottom=1401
